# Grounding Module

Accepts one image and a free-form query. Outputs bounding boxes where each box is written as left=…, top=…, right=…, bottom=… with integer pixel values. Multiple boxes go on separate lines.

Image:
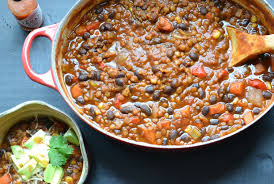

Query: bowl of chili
left=0, top=101, right=89, bottom=183
left=22, top=0, right=274, bottom=149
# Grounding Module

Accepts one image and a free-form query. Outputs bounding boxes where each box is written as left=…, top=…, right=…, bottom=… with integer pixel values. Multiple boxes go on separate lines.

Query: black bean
left=252, top=107, right=261, bottom=115
left=200, top=127, right=206, bottom=136
left=115, top=78, right=125, bottom=86
left=65, top=75, right=73, bottom=86
left=167, top=107, right=173, bottom=115
left=226, top=103, right=233, bottom=112
left=210, top=119, right=219, bottom=125
left=163, top=86, right=174, bottom=95
left=227, top=67, right=234, bottom=73
left=202, top=106, right=209, bottom=116
left=180, top=133, right=190, bottom=142
left=90, top=107, right=96, bottom=118
left=78, top=71, right=89, bottom=81
left=134, top=102, right=142, bottom=108
left=171, top=79, right=179, bottom=89
left=134, top=70, right=143, bottom=80
left=145, top=85, right=154, bottom=94
left=211, top=134, right=220, bottom=140
left=96, top=42, right=104, bottom=48
left=91, top=70, right=101, bottom=81
left=220, top=125, right=229, bottom=130
left=235, top=107, right=243, bottom=114
left=121, top=106, right=133, bottom=114
left=228, top=94, right=235, bottom=101
left=95, top=7, right=103, bottom=14
left=108, top=11, right=116, bottom=19
left=79, top=48, right=87, bottom=55
left=83, top=43, right=90, bottom=50
left=107, top=110, right=115, bottom=120
left=263, top=91, right=272, bottom=99
left=170, top=130, right=178, bottom=139
left=140, top=104, right=152, bottom=116
left=162, top=138, right=168, bottom=145
left=153, top=90, right=161, bottom=100
left=213, top=113, right=221, bottom=119
left=202, top=136, right=211, bottom=142
left=98, top=14, right=104, bottom=21
left=189, top=52, right=199, bottom=61
left=76, top=96, right=85, bottom=105
left=240, top=19, right=249, bottom=26
left=198, top=88, right=205, bottom=99
left=152, top=65, right=160, bottom=73
left=178, top=23, right=188, bottom=30
left=210, top=95, right=217, bottom=104
left=117, top=72, right=125, bottom=78
left=200, top=6, right=208, bottom=15
left=167, top=49, right=174, bottom=58
left=131, top=96, right=138, bottom=101
left=83, top=32, right=90, bottom=40
left=104, top=23, right=113, bottom=31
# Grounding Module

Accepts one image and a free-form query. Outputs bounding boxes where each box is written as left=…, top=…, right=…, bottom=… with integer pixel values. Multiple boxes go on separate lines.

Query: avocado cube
left=24, top=130, right=47, bottom=149
left=51, top=166, right=64, bottom=184
left=18, top=158, right=37, bottom=180
left=11, top=145, right=24, bottom=158
left=64, top=128, right=80, bottom=146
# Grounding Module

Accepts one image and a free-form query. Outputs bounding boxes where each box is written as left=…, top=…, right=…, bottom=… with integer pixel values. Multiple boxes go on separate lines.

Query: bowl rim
left=51, top=0, right=274, bottom=149
left=0, top=100, right=89, bottom=183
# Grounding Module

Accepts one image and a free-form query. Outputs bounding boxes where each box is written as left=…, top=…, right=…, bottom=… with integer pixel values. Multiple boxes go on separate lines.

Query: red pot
left=22, top=0, right=274, bottom=149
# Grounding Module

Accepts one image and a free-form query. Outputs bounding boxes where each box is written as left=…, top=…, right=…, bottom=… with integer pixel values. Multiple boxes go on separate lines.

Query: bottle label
left=17, top=5, right=43, bottom=29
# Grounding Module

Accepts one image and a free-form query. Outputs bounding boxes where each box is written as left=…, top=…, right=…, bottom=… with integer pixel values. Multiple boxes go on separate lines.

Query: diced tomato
left=192, top=65, right=207, bottom=78
left=181, top=105, right=191, bottom=118
left=157, top=120, right=171, bottom=129
left=99, top=62, right=107, bottom=69
left=219, top=113, right=234, bottom=122
left=75, top=25, right=87, bottom=36
left=254, top=63, right=266, bottom=75
left=230, top=81, right=245, bottom=96
left=86, top=22, right=101, bottom=31
left=0, top=173, right=11, bottom=184
left=129, top=117, right=141, bottom=124
left=248, top=79, right=267, bottom=91
left=156, top=17, right=174, bottom=32
left=206, top=13, right=213, bottom=19
left=243, top=111, right=254, bottom=125
left=114, top=93, right=126, bottom=109
left=217, top=69, right=228, bottom=80
left=71, top=84, right=83, bottom=99
left=139, top=125, right=156, bottom=143
left=209, top=103, right=226, bottom=115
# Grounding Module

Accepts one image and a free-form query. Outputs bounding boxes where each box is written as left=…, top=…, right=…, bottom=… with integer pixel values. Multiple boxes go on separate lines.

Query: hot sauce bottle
left=7, top=0, right=43, bottom=31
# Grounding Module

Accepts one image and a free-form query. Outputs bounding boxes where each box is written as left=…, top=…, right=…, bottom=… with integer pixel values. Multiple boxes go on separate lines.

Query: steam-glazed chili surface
left=61, top=0, right=274, bottom=145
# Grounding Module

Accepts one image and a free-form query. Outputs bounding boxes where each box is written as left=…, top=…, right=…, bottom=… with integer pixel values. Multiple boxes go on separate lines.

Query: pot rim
left=51, top=0, right=274, bottom=149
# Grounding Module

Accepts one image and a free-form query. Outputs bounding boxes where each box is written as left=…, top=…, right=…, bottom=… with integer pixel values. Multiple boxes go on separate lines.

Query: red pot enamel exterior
left=22, top=0, right=274, bottom=149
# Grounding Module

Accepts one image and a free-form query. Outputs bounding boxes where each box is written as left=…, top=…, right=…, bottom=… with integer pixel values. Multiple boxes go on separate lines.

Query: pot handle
left=22, top=24, right=59, bottom=90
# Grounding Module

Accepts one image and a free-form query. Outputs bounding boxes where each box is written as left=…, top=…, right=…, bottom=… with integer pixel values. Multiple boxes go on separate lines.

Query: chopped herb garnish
left=48, top=135, right=73, bottom=167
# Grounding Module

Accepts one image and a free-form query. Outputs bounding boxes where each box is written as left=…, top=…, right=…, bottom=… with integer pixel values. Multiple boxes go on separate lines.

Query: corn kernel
left=251, top=23, right=257, bottom=28
left=185, top=125, right=201, bottom=140
left=212, top=30, right=221, bottom=39
left=266, top=82, right=272, bottom=90
left=65, top=176, right=73, bottom=184
left=251, top=15, right=257, bottom=23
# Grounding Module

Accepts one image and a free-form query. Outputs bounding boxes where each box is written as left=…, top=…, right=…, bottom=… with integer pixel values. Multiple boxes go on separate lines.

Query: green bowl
left=0, top=101, right=89, bottom=184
